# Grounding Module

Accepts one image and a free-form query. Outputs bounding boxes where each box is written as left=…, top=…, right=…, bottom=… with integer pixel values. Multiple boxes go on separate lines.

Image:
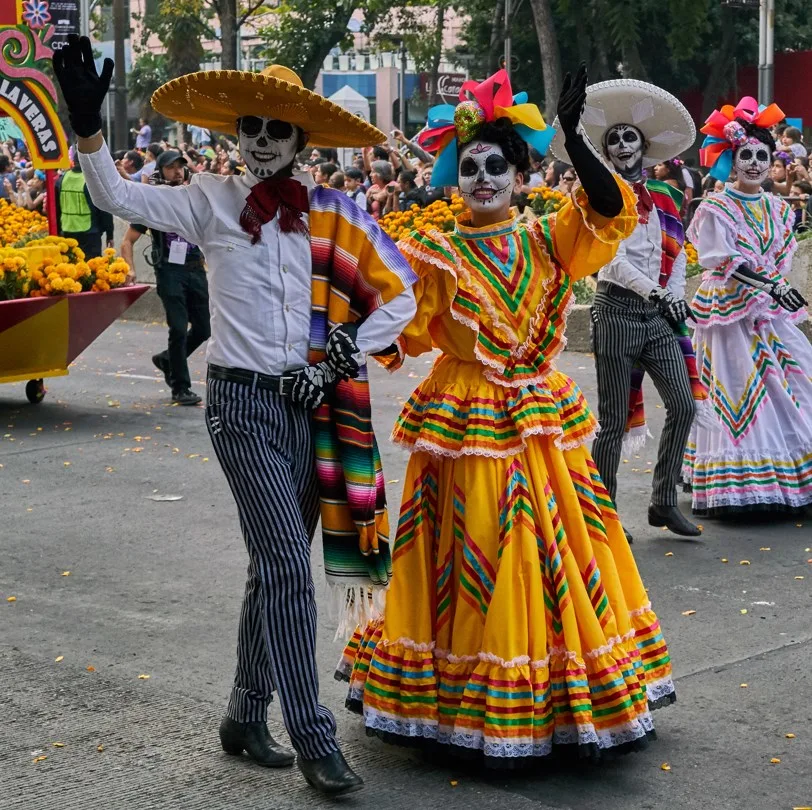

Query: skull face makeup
left=604, top=124, right=645, bottom=181
left=458, top=141, right=518, bottom=217
left=733, top=140, right=772, bottom=188
left=237, top=116, right=300, bottom=179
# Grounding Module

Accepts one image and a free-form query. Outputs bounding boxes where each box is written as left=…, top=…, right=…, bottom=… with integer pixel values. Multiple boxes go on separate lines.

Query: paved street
left=1, top=320, right=811, bottom=810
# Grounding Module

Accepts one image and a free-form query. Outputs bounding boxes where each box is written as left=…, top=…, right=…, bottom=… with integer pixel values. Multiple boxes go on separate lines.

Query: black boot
left=624, top=527, right=634, bottom=544
left=298, top=750, right=364, bottom=796
left=219, top=717, right=295, bottom=767
left=152, top=353, right=172, bottom=387
left=648, top=503, right=702, bottom=537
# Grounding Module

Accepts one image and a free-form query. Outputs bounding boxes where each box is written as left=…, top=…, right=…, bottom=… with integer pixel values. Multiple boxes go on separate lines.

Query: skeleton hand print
left=289, top=362, right=338, bottom=410
left=237, top=116, right=300, bottom=179
left=326, top=322, right=361, bottom=379
left=603, top=124, right=645, bottom=182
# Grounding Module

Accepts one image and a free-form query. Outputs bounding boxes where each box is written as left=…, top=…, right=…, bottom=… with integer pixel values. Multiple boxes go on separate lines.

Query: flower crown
left=698, top=95, right=784, bottom=181
left=417, top=70, right=555, bottom=188
left=773, top=150, right=794, bottom=166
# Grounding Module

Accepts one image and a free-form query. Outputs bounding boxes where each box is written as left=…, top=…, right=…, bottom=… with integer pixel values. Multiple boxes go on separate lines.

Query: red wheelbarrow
left=0, top=285, right=149, bottom=403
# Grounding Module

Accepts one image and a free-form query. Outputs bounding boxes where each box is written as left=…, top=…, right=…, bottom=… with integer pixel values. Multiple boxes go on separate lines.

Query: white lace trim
left=384, top=634, right=644, bottom=669
left=645, top=676, right=676, bottom=705
left=392, top=420, right=595, bottom=459
left=628, top=602, right=653, bottom=619
left=361, top=706, right=654, bottom=756
left=688, top=435, right=812, bottom=465
left=692, top=488, right=812, bottom=509
left=621, top=426, right=653, bottom=457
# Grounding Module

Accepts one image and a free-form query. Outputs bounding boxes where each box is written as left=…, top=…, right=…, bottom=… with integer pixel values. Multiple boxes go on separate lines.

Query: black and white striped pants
left=205, top=375, right=338, bottom=761
left=590, top=286, right=695, bottom=508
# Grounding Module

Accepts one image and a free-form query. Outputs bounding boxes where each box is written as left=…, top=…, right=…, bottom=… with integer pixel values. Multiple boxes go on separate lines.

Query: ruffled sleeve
left=531, top=175, right=637, bottom=281
left=687, top=199, right=749, bottom=281
left=375, top=231, right=447, bottom=371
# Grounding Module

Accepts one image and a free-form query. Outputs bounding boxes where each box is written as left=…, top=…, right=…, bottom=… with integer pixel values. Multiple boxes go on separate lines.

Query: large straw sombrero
left=151, top=65, right=386, bottom=148
left=550, top=79, right=696, bottom=168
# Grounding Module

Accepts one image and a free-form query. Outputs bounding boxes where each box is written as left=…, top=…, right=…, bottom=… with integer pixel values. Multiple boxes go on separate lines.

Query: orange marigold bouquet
left=0, top=237, right=131, bottom=301
left=527, top=186, right=567, bottom=216
left=0, top=199, right=48, bottom=246
left=379, top=195, right=466, bottom=243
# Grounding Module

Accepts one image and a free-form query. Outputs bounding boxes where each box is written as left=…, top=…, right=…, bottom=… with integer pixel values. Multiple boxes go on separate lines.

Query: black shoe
left=624, top=528, right=634, bottom=544
left=219, top=717, right=295, bottom=768
left=298, top=750, right=364, bottom=796
left=648, top=503, right=702, bottom=537
left=172, top=389, right=202, bottom=406
left=152, top=353, right=172, bottom=387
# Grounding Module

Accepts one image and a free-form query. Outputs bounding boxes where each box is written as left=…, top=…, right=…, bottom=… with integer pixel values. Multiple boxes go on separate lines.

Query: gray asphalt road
left=1, top=320, right=811, bottom=810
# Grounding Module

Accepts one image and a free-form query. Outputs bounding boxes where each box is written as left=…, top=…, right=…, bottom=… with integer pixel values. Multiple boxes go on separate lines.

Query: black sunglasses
left=562, top=175, right=576, bottom=181
left=238, top=116, right=294, bottom=140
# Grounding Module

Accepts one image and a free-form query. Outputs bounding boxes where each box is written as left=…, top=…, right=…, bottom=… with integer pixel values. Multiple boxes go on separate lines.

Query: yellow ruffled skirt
left=338, top=358, right=675, bottom=766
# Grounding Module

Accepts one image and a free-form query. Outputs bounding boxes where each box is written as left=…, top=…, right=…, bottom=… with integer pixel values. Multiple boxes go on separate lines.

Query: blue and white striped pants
left=205, top=375, right=338, bottom=760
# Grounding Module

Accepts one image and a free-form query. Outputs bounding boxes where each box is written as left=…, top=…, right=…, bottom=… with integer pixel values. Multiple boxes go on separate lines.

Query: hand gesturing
left=52, top=35, right=114, bottom=137
left=556, top=63, right=588, bottom=139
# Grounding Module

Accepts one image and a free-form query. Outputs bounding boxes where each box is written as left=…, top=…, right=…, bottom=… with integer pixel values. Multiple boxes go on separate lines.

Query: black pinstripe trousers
left=205, top=375, right=338, bottom=760
left=590, top=288, right=696, bottom=508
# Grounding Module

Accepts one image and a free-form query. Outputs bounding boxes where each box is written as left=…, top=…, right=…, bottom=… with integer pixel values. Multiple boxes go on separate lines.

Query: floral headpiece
left=699, top=95, right=784, bottom=181
left=417, top=70, right=555, bottom=188
left=773, top=150, right=794, bottom=167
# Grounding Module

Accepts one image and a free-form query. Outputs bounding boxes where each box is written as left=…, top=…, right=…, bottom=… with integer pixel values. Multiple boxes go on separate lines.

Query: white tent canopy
left=327, top=85, right=372, bottom=168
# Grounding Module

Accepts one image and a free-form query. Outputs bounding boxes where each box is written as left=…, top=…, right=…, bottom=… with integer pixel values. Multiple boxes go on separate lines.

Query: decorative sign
left=0, top=16, right=69, bottom=168
left=24, top=0, right=79, bottom=49
left=419, top=73, right=466, bottom=104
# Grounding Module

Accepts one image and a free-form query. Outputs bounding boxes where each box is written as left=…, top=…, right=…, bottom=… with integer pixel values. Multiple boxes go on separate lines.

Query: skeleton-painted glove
left=52, top=35, right=113, bottom=138
left=325, top=322, right=361, bottom=379
left=649, top=287, right=693, bottom=325
left=289, top=362, right=338, bottom=410
left=768, top=280, right=807, bottom=313
left=556, top=63, right=623, bottom=219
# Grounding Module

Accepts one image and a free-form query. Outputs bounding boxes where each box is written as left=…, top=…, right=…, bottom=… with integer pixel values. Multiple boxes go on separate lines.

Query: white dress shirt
left=79, top=143, right=416, bottom=375
left=599, top=211, right=687, bottom=300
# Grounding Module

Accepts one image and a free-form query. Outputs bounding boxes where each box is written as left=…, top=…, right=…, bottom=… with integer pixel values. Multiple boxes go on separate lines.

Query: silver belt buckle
left=279, top=375, right=295, bottom=397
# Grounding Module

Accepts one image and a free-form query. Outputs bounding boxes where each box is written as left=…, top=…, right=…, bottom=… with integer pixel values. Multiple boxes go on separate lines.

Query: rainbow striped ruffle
left=339, top=610, right=674, bottom=762
left=392, top=366, right=598, bottom=458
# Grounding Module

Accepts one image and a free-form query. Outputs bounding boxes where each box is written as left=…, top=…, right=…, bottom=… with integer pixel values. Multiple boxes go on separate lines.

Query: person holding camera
left=119, top=150, right=210, bottom=406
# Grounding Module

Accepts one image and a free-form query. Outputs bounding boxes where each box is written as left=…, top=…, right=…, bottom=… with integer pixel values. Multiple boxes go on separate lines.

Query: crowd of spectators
left=2, top=114, right=810, bottom=233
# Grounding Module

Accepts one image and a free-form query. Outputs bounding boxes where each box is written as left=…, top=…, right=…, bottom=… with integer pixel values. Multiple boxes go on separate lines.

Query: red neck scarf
left=239, top=176, right=310, bottom=244
left=632, top=181, right=654, bottom=224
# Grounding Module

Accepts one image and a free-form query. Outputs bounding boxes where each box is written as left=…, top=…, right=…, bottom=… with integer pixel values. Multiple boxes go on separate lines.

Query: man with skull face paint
left=683, top=97, right=812, bottom=517
left=552, top=80, right=702, bottom=539
left=339, top=68, right=679, bottom=768
left=53, top=36, right=419, bottom=796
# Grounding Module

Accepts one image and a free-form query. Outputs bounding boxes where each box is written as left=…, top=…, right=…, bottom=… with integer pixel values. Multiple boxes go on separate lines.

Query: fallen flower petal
left=96, top=745, right=104, bottom=752
left=786, top=733, right=796, bottom=739
left=740, top=609, right=748, bottom=614
left=86, top=665, right=96, bottom=672
left=740, top=683, right=748, bottom=688
left=138, top=674, right=150, bottom=679
left=52, top=742, right=65, bottom=748
left=721, top=558, right=729, bottom=563
left=681, top=610, right=696, bottom=616
left=32, top=756, right=47, bottom=763
left=759, top=547, right=771, bottom=551
left=665, top=552, right=674, bottom=557
left=770, top=757, right=781, bottom=764
left=61, top=571, right=70, bottom=577
left=740, top=560, right=751, bottom=565
left=661, top=763, right=671, bottom=771
left=6, top=596, right=16, bottom=602
left=54, top=656, right=63, bottom=662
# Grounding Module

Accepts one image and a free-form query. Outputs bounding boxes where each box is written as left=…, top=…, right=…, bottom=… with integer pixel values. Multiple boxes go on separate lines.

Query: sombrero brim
left=550, top=79, right=696, bottom=168
left=151, top=70, right=386, bottom=148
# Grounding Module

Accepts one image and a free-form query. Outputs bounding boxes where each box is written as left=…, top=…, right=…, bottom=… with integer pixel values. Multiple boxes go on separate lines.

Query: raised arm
left=53, top=35, right=209, bottom=244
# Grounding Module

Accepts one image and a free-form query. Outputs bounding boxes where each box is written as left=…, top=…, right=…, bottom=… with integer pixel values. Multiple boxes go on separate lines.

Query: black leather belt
left=208, top=364, right=295, bottom=396
left=596, top=280, right=649, bottom=303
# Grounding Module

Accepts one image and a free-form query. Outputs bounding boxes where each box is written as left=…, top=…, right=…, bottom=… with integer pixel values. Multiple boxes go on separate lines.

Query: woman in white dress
left=682, top=96, right=812, bottom=517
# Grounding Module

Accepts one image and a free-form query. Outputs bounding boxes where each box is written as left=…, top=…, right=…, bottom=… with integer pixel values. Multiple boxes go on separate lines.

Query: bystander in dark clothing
left=120, top=151, right=210, bottom=405
left=54, top=165, right=114, bottom=258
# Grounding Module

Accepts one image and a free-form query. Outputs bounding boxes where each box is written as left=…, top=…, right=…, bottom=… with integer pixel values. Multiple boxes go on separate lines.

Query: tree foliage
left=460, top=0, right=812, bottom=119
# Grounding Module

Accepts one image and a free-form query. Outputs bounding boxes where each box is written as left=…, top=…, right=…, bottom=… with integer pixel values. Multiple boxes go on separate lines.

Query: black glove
left=731, top=263, right=808, bottom=313
left=556, top=64, right=623, bottom=219
left=289, top=362, right=338, bottom=410
left=52, top=34, right=113, bottom=137
left=325, top=322, right=361, bottom=379
left=768, top=280, right=807, bottom=313
left=649, top=287, right=693, bottom=324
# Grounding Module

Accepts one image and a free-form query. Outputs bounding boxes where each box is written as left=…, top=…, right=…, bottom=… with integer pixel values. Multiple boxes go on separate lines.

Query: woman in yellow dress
left=338, top=67, right=676, bottom=766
